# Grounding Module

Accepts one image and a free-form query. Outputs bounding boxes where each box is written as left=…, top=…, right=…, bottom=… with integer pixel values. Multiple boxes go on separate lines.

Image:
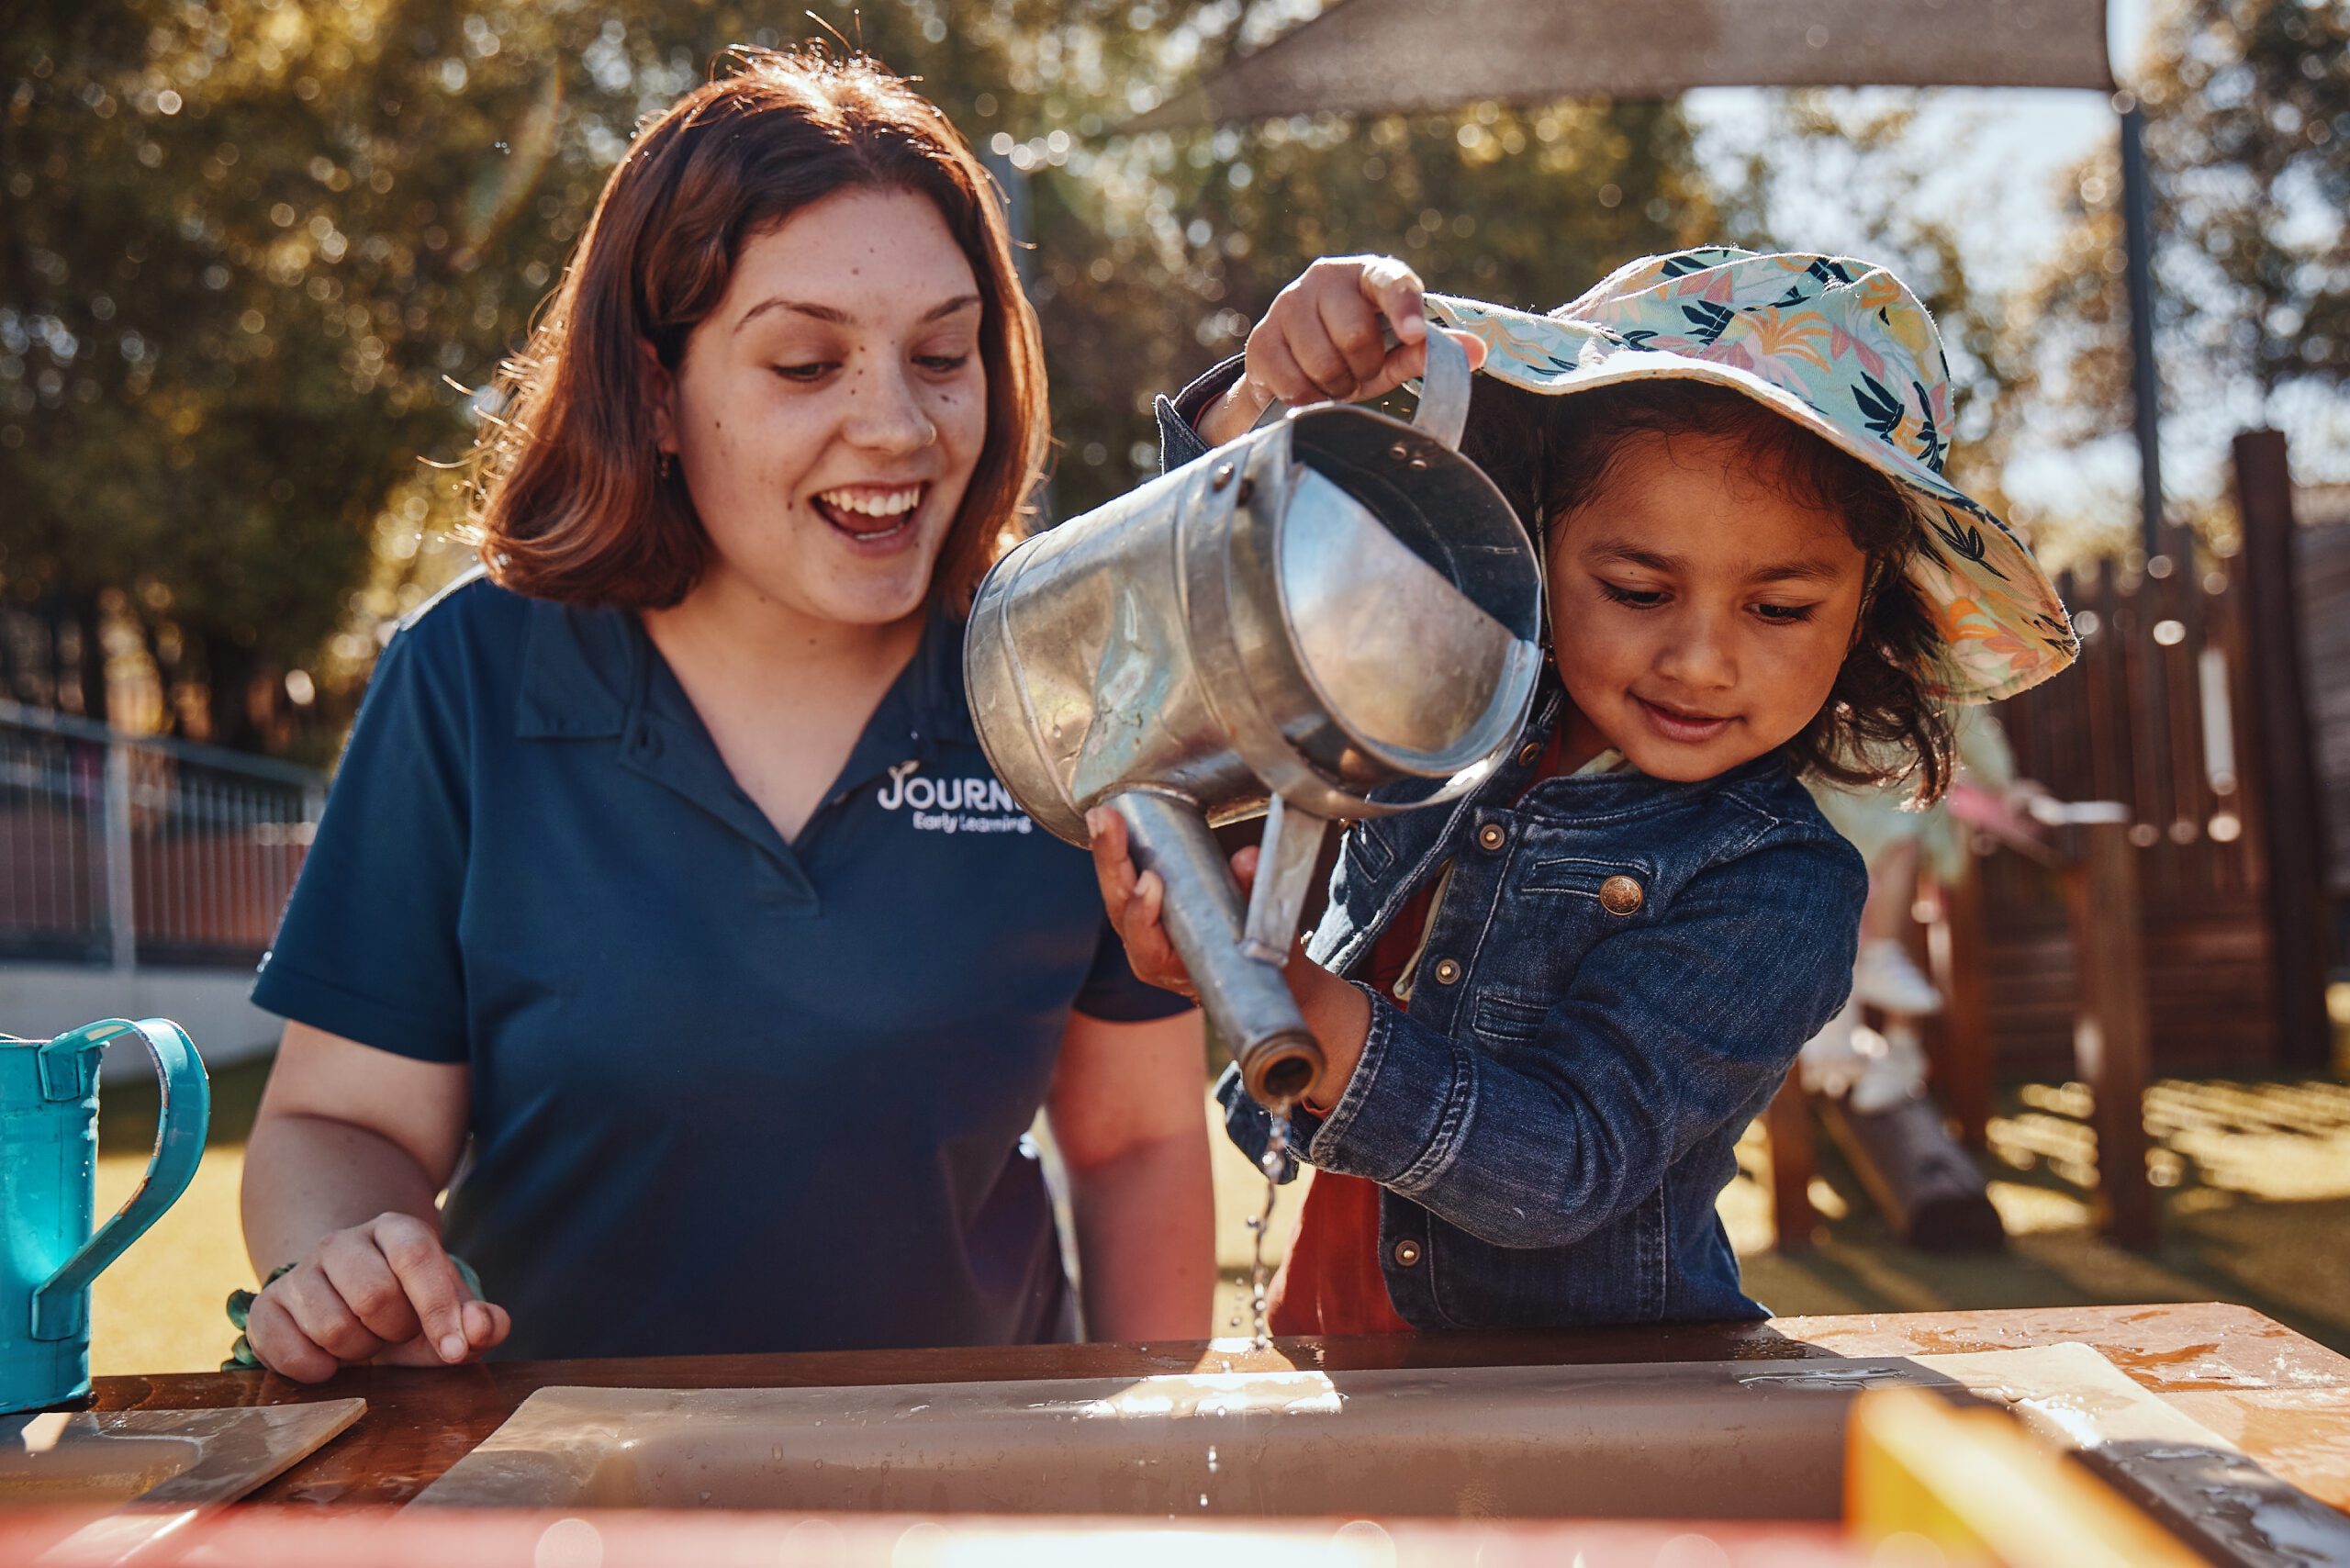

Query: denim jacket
left=1158, top=361, right=1868, bottom=1328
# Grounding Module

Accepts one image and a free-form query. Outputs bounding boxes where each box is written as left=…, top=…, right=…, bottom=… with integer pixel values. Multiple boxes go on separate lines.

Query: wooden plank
left=2296, top=521, right=2350, bottom=897
left=1926, top=855, right=1994, bottom=1149
left=76, top=1305, right=2350, bottom=1511
left=2232, top=430, right=2335, bottom=1068
left=1765, top=1074, right=1818, bottom=1254
left=2065, top=820, right=2157, bottom=1249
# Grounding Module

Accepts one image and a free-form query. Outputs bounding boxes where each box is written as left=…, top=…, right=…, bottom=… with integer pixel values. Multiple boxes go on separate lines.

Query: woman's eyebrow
left=734, top=293, right=983, bottom=332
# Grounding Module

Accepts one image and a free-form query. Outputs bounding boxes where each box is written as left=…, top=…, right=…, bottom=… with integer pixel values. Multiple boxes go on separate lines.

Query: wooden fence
left=1939, top=431, right=2334, bottom=1081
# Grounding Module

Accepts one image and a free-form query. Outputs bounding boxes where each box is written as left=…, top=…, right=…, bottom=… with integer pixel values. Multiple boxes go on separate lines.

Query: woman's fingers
left=465, top=1298, right=513, bottom=1352
left=1230, top=842, right=1260, bottom=897
left=242, top=1291, right=342, bottom=1384
left=1086, top=806, right=1197, bottom=997
left=270, top=1265, right=386, bottom=1366
left=1126, top=870, right=1196, bottom=995
left=370, top=1213, right=474, bottom=1363
left=316, top=1232, right=421, bottom=1349
left=1086, top=807, right=1138, bottom=924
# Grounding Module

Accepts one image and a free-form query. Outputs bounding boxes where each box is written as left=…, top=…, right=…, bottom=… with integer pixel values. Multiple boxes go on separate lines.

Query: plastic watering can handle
left=31, top=1018, right=211, bottom=1342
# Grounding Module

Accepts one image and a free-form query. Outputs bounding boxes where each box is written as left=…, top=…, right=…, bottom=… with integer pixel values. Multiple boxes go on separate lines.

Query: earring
left=658, top=450, right=676, bottom=480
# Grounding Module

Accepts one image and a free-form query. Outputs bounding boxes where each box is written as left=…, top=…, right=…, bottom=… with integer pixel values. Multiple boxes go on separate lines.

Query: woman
left=237, top=49, right=1215, bottom=1377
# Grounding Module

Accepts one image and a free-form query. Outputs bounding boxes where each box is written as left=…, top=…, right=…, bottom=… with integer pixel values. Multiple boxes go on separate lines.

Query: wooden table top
left=85, top=1301, right=2350, bottom=1512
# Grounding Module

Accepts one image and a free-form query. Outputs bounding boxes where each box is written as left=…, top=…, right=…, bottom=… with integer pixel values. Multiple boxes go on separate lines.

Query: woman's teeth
left=815, top=485, right=923, bottom=537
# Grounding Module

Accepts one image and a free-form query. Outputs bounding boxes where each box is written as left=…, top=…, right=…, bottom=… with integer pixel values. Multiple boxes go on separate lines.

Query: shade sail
left=1129, top=0, right=2112, bottom=129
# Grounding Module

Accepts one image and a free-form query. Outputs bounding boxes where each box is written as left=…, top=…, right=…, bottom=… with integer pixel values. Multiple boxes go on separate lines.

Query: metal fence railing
left=0, top=700, right=327, bottom=969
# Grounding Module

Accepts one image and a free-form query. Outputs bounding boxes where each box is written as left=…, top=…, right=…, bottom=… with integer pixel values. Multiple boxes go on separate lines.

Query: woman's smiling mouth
left=812, top=482, right=927, bottom=544
left=1632, top=694, right=1736, bottom=745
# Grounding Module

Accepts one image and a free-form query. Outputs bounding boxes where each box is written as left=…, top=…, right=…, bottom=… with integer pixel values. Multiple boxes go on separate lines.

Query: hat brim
left=1425, top=294, right=2078, bottom=705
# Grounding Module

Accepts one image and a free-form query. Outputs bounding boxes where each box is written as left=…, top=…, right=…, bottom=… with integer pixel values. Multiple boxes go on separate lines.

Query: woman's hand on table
left=1086, top=808, right=1371, bottom=1103
left=1197, top=254, right=1489, bottom=447
left=243, top=1212, right=509, bottom=1383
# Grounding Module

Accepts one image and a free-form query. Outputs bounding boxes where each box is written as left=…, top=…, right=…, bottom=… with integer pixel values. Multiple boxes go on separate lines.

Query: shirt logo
left=876, top=760, right=1035, bottom=835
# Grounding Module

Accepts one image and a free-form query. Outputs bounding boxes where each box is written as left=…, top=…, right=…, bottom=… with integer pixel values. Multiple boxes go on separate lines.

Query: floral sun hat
left=1423, top=246, right=2076, bottom=704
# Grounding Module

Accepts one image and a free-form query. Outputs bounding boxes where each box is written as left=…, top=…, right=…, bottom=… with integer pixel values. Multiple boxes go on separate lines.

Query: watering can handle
left=30, top=1018, right=211, bottom=1342
left=1249, top=318, right=1475, bottom=452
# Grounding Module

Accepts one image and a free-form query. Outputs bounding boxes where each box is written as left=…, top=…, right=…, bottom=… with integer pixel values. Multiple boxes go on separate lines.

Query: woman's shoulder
left=381, top=566, right=534, bottom=669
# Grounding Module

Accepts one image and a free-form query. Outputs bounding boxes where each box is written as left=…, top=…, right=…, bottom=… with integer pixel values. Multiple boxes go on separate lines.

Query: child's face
left=1547, top=431, right=1870, bottom=781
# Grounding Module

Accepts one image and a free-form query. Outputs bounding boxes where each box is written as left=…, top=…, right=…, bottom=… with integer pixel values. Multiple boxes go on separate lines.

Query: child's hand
left=1197, top=255, right=1490, bottom=447
left=1086, top=806, right=1259, bottom=999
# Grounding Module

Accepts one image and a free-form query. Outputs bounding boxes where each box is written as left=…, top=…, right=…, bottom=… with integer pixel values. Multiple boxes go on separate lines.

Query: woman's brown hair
left=472, top=48, right=1046, bottom=613
left=1465, top=378, right=1956, bottom=803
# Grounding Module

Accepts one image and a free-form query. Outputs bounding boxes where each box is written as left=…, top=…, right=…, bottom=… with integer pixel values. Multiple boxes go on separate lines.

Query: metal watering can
left=967, top=330, right=1544, bottom=1106
left=1, top=1019, right=208, bottom=1413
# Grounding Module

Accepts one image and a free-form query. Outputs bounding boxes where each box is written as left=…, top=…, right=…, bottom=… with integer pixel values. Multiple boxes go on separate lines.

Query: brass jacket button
left=1431, top=958, right=1461, bottom=986
left=1393, top=1238, right=1423, bottom=1267
left=1476, top=823, right=1505, bottom=851
left=1516, top=741, right=1541, bottom=766
left=1599, top=874, right=1645, bottom=916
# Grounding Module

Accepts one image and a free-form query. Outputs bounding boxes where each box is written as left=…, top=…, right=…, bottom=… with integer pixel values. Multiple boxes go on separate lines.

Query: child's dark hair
left=1463, top=378, right=1955, bottom=803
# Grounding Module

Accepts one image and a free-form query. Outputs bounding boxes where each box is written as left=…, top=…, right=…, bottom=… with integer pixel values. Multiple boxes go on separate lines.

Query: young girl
left=1092, top=247, right=2076, bottom=1333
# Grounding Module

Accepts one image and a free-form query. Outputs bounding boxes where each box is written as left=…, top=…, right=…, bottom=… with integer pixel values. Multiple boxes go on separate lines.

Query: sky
left=1678, top=0, right=2211, bottom=542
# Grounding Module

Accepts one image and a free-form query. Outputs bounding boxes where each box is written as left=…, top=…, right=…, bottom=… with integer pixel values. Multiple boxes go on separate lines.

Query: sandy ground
left=83, top=1055, right=2350, bottom=1377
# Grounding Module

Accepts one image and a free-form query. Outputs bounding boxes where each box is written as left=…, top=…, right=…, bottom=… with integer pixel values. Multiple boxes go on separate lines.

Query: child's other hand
left=1086, top=806, right=1260, bottom=999
left=1197, top=255, right=1490, bottom=446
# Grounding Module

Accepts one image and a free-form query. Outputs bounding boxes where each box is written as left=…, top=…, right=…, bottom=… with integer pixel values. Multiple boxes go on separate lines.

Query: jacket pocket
left=1519, top=854, right=1655, bottom=905
left=1469, top=990, right=1553, bottom=1048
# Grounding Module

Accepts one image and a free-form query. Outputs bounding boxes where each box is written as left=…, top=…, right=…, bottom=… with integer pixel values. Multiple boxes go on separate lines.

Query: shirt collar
left=515, top=599, right=635, bottom=739
left=513, top=596, right=977, bottom=745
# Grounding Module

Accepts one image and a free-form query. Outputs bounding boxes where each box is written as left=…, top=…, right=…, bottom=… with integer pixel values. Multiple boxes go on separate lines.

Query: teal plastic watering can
left=1, top=1018, right=209, bottom=1414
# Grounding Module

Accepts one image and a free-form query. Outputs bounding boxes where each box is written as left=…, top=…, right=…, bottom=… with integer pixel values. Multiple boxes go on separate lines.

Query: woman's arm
left=239, top=1021, right=509, bottom=1380
left=1044, top=1008, right=1217, bottom=1343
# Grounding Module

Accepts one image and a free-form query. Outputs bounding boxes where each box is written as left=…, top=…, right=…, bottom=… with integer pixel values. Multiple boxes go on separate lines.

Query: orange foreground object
left=1847, top=1387, right=2199, bottom=1567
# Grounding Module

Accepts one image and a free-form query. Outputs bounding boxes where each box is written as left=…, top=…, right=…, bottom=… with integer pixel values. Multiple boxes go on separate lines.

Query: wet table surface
left=86, top=1302, right=2350, bottom=1511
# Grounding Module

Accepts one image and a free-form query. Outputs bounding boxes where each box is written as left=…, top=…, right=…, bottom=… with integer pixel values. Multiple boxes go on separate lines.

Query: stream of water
left=1234, top=1108, right=1292, bottom=1349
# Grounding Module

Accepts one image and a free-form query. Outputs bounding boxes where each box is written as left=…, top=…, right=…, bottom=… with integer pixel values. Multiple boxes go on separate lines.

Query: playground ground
left=86, top=1004, right=2350, bottom=1376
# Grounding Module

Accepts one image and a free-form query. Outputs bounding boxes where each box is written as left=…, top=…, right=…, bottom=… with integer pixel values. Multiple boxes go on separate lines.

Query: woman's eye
left=1597, top=581, right=1666, bottom=609
left=770, top=361, right=836, bottom=383
left=1753, top=601, right=1819, bottom=624
left=915, top=353, right=971, bottom=374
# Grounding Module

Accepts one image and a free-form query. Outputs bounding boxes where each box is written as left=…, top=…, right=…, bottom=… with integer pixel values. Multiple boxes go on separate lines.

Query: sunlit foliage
left=3, top=0, right=1718, bottom=753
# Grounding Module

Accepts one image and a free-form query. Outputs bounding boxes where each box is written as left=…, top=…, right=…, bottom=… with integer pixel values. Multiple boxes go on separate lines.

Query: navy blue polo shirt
left=252, top=572, right=1188, bottom=1360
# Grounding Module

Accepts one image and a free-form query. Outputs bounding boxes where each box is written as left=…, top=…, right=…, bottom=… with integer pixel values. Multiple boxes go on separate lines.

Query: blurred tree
left=2019, top=0, right=2347, bottom=526
left=2, top=0, right=1725, bottom=754
left=1698, top=93, right=2042, bottom=553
